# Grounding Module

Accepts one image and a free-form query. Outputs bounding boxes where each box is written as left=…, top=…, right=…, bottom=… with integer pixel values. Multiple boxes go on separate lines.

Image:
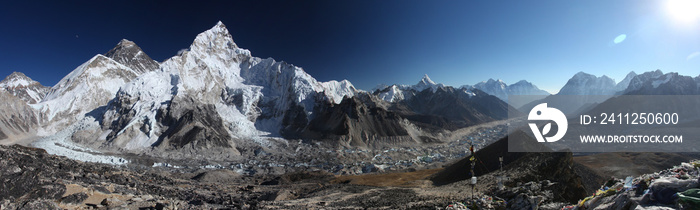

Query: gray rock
left=60, top=192, right=88, bottom=204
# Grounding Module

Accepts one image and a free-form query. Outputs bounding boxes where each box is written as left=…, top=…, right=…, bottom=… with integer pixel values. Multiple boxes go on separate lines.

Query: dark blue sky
left=2, top=0, right=699, bottom=93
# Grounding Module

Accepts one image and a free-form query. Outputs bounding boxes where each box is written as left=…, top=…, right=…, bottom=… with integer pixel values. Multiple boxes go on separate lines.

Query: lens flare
left=613, top=34, right=627, bottom=44
left=667, top=0, right=700, bottom=23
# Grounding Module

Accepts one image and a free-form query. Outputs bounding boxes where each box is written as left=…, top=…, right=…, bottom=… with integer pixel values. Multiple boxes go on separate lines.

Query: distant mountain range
left=373, top=75, right=516, bottom=131
left=461, top=79, right=550, bottom=108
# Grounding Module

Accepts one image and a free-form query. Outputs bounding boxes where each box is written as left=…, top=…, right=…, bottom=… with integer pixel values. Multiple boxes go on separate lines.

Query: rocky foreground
left=0, top=143, right=462, bottom=209
left=2, top=138, right=699, bottom=209
left=0, top=137, right=586, bottom=209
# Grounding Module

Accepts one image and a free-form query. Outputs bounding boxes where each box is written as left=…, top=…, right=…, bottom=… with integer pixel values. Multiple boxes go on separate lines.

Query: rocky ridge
left=0, top=72, right=50, bottom=104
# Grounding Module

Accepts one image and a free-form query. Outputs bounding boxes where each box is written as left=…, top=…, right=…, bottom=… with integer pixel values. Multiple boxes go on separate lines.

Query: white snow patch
left=152, top=162, right=183, bottom=168
left=378, top=85, right=405, bottom=102
left=652, top=75, right=672, bottom=88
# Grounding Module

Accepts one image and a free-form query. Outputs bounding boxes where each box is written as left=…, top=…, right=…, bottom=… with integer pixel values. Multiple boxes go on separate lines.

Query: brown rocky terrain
left=574, top=152, right=700, bottom=181
left=0, top=130, right=600, bottom=209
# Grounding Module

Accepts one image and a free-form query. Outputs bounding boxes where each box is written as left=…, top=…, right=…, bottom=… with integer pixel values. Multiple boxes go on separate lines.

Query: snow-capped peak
left=412, top=74, right=444, bottom=92
left=468, top=78, right=549, bottom=106
left=38, top=54, right=141, bottom=125
left=374, top=74, right=448, bottom=102
left=419, top=74, right=435, bottom=85
left=486, top=78, right=505, bottom=84
left=0, top=72, right=50, bottom=104
left=191, top=21, right=239, bottom=53
left=377, top=84, right=405, bottom=102
left=98, top=20, right=358, bottom=145
left=1, top=72, right=37, bottom=88
left=483, top=78, right=507, bottom=88
left=615, top=71, right=637, bottom=91
left=104, top=39, right=159, bottom=74
left=117, top=39, right=136, bottom=47
left=558, top=71, right=617, bottom=95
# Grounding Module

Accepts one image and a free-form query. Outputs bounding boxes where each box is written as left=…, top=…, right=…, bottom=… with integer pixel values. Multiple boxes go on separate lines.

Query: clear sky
left=1, top=0, right=698, bottom=93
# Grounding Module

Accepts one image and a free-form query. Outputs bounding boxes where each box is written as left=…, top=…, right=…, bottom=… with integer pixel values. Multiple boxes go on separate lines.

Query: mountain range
left=0, top=22, right=515, bottom=161
left=463, top=79, right=550, bottom=108
left=517, top=70, right=700, bottom=115
left=1, top=21, right=699, bottom=163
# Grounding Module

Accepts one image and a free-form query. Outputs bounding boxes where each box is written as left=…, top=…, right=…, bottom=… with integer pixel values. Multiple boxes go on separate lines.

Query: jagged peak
left=418, top=74, right=435, bottom=85
left=107, top=39, right=140, bottom=53
left=571, top=72, right=614, bottom=82
left=616, top=71, right=637, bottom=88
left=3, top=71, right=30, bottom=81
left=191, top=21, right=238, bottom=51
left=632, top=69, right=664, bottom=80
left=214, top=20, right=226, bottom=29
left=104, top=38, right=159, bottom=73
left=117, top=39, right=136, bottom=47
left=480, top=78, right=505, bottom=84
left=105, top=39, right=143, bottom=59
left=476, top=78, right=502, bottom=86
left=1, top=71, right=40, bottom=88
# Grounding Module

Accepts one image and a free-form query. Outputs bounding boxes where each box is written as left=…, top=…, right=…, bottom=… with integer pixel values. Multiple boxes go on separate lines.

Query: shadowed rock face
left=297, top=87, right=517, bottom=147
left=430, top=131, right=588, bottom=204
left=394, top=87, right=514, bottom=130
left=104, top=39, right=160, bottom=74
left=430, top=131, right=543, bottom=185
left=155, top=96, right=235, bottom=150
left=302, top=93, right=411, bottom=147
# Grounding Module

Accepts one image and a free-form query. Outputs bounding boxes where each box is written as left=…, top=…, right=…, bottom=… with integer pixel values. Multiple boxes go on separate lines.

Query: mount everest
left=0, top=22, right=513, bottom=162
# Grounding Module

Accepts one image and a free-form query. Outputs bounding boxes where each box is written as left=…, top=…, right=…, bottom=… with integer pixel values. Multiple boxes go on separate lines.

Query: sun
left=666, top=0, right=700, bottom=23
